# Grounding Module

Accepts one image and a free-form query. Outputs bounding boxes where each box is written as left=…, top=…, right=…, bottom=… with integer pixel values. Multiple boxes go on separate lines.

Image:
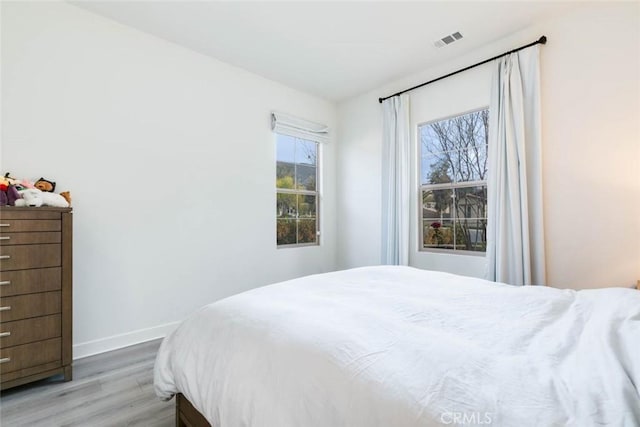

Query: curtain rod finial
left=539, top=35, right=547, bottom=44
left=378, top=97, right=384, bottom=104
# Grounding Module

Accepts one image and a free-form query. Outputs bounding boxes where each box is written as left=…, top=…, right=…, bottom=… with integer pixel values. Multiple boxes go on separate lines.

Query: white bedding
left=154, top=266, right=640, bottom=426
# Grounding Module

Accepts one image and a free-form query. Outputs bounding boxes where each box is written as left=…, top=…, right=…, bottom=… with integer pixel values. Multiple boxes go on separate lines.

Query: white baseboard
left=73, top=321, right=181, bottom=360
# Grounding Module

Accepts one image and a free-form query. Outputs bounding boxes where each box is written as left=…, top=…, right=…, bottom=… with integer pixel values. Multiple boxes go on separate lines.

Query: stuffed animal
left=15, top=188, right=69, bottom=208
left=41, top=190, right=70, bottom=207
left=3, top=173, right=18, bottom=185
left=59, top=191, right=72, bottom=206
left=0, top=176, right=11, bottom=206
left=2, top=174, right=71, bottom=208
left=0, top=184, right=7, bottom=206
left=6, top=184, right=20, bottom=205
left=34, top=177, right=56, bottom=192
left=2, top=173, right=34, bottom=191
left=15, top=189, right=43, bottom=207
left=16, top=179, right=35, bottom=190
left=0, top=181, right=21, bottom=206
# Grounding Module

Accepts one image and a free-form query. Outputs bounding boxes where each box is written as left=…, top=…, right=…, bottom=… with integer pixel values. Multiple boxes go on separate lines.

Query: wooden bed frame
left=176, top=393, right=211, bottom=427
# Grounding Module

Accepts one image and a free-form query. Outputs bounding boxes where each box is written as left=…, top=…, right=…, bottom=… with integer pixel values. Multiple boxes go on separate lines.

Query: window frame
left=275, top=134, right=321, bottom=248
left=417, top=107, right=489, bottom=256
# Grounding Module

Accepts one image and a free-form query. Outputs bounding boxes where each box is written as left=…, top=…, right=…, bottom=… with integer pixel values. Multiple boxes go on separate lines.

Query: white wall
left=337, top=2, right=640, bottom=289
left=1, top=1, right=338, bottom=357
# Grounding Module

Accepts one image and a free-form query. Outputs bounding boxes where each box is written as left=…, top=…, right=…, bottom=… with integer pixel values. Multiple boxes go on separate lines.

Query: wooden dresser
left=0, top=207, right=72, bottom=390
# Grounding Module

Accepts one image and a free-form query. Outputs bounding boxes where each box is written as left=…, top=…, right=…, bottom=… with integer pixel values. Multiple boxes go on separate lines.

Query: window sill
left=418, top=248, right=486, bottom=257
left=277, top=243, right=320, bottom=249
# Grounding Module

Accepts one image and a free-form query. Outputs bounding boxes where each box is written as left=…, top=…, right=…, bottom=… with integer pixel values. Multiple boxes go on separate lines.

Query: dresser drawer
left=0, top=220, right=61, bottom=233
left=0, top=338, right=61, bottom=374
left=0, top=292, right=61, bottom=322
left=0, top=268, right=61, bottom=297
left=0, top=232, right=61, bottom=246
left=0, top=244, right=61, bottom=271
left=0, top=314, right=61, bottom=349
left=0, top=209, right=64, bottom=220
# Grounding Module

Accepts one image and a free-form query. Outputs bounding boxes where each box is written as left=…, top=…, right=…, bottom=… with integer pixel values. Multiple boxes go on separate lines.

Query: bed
left=154, top=266, right=640, bottom=426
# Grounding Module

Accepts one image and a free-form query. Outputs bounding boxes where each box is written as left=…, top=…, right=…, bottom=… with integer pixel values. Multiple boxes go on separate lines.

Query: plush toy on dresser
left=0, top=174, right=21, bottom=206
left=15, top=188, right=70, bottom=208
left=0, top=173, right=71, bottom=208
left=16, top=176, right=71, bottom=207
left=0, top=183, right=20, bottom=206
left=34, top=177, right=56, bottom=192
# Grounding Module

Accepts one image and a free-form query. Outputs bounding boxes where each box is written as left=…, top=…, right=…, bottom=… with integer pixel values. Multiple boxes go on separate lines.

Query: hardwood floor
left=0, top=339, right=174, bottom=426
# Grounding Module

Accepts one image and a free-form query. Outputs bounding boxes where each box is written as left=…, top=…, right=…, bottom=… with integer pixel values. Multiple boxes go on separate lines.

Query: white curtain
left=486, top=46, right=546, bottom=286
left=381, top=94, right=410, bottom=265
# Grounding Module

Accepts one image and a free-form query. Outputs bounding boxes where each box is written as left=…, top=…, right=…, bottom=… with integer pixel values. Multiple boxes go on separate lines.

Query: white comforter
left=154, top=266, right=640, bottom=427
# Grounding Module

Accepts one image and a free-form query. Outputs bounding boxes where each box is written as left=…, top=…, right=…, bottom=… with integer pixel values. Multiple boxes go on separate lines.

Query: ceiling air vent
left=434, top=31, right=463, bottom=48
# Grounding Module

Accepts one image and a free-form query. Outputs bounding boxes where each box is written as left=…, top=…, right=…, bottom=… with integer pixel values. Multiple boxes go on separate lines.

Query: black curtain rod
left=378, top=35, right=547, bottom=103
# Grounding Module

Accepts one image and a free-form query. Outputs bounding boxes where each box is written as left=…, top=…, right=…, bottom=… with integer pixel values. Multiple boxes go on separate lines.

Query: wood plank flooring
left=0, top=339, right=173, bottom=426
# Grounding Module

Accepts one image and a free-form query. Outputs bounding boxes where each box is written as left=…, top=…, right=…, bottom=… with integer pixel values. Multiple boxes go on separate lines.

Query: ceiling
left=71, top=1, right=575, bottom=102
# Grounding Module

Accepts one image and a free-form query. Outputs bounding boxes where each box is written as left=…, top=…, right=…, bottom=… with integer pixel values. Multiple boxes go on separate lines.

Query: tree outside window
left=276, top=134, right=319, bottom=246
left=420, top=109, right=488, bottom=252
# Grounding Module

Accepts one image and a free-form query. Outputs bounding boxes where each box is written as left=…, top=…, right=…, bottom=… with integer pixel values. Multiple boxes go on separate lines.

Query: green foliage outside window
left=276, top=134, right=318, bottom=246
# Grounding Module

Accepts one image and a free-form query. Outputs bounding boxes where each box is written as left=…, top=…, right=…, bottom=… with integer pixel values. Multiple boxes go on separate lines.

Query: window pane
left=422, top=189, right=453, bottom=220
left=295, top=139, right=317, bottom=166
left=454, top=186, right=487, bottom=220
left=277, top=219, right=296, bottom=245
left=450, top=149, right=470, bottom=183
left=421, top=154, right=453, bottom=186
left=420, top=124, right=449, bottom=157
left=424, top=148, right=488, bottom=184
left=276, top=134, right=296, bottom=163
left=297, top=219, right=317, bottom=244
left=297, top=194, right=316, bottom=218
left=455, top=146, right=488, bottom=182
left=276, top=162, right=295, bottom=188
left=277, top=193, right=297, bottom=218
left=455, top=219, right=487, bottom=252
left=296, top=164, right=316, bottom=191
left=451, top=186, right=487, bottom=251
left=423, top=219, right=455, bottom=249
left=420, top=110, right=489, bottom=184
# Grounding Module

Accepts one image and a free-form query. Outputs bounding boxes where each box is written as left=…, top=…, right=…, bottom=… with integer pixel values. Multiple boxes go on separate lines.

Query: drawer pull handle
left=0, top=332, right=10, bottom=338
left=0, top=236, right=9, bottom=241
left=0, top=281, right=9, bottom=286
left=0, top=358, right=10, bottom=364
left=0, top=255, right=10, bottom=260
left=0, top=306, right=11, bottom=312
left=0, top=224, right=9, bottom=227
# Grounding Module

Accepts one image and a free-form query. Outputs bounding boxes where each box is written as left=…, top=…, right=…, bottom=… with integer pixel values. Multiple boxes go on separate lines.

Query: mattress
left=154, top=266, right=640, bottom=426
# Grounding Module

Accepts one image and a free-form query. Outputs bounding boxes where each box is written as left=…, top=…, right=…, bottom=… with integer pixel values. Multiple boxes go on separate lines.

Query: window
left=271, top=111, right=327, bottom=248
left=419, top=109, right=488, bottom=252
left=276, top=134, right=319, bottom=246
